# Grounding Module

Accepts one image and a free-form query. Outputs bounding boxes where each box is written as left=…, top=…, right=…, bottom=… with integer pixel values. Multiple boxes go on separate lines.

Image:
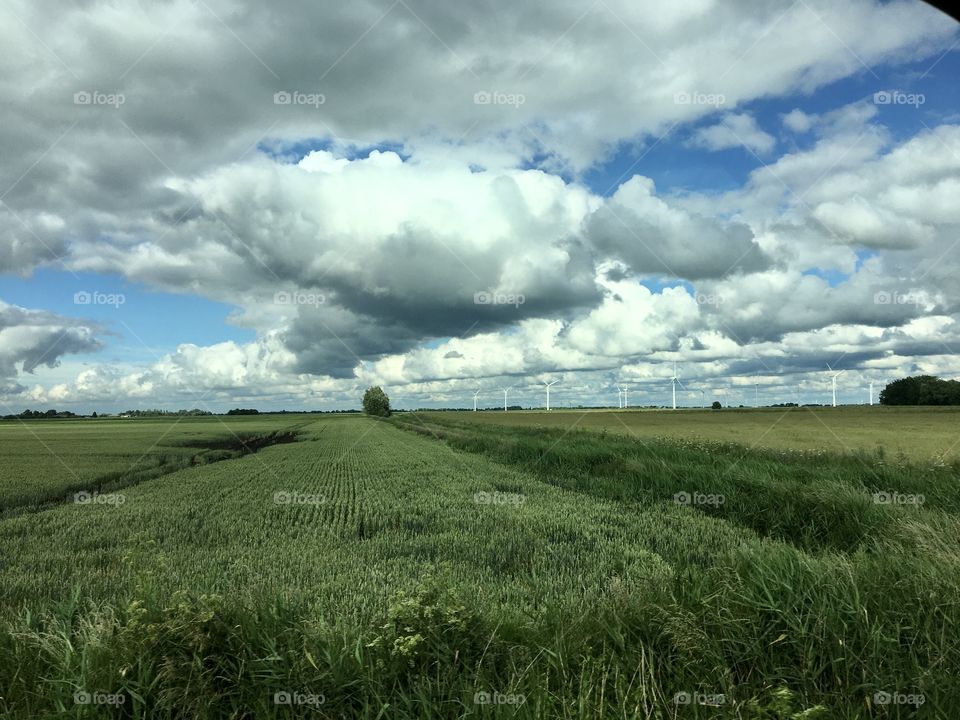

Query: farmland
left=427, top=406, right=960, bottom=461
left=0, top=415, right=314, bottom=514
left=1, top=412, right=959, bottom=718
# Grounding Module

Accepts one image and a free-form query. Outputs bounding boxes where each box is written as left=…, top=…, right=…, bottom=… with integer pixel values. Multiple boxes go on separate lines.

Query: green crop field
left=427, top=406, right=960, bottom=462
left=1, top=412, right=958, bottom=718
left=0, top=415, right=315, bottom=514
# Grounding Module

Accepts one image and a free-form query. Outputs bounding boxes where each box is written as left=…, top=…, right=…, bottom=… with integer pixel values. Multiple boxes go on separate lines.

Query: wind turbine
left=617, top=384, right=628, bottom=409
left=700, top=388, right=706, bottom=409
left=543, top=379, right=559, bottom=410
left=826, top=364, right=845, bottom=407
left=754, top=376, right=760, bottom=408
left=473, top=388, right=480, bottom=412
left=502, top=386, right=512, bottom=411
left=616, top=386, right=623, bottom=409
left=869, top=380, right=875, bottom=406
left=670, top=362, right=686, bottom=410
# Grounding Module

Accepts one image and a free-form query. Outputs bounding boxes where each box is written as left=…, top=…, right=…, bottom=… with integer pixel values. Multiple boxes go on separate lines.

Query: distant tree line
left=226, top=408, right=260, bottom=415
left=2, top=409, right=77, bottom=420
left=265, top=409, right=361, bottom=414
left=121, top=409, right=213, bottom=417
left=881, top=375, right=960, bottom=405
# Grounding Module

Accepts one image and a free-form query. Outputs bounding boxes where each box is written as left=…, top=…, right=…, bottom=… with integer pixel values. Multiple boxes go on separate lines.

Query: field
left=0, top=415, right=311, bottom=514
left=0, top=411, right=958, bottom=718
left=430, top=406, right=960, bottom=461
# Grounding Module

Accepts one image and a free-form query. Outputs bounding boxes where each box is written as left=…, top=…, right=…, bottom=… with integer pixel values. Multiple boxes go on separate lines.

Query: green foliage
left=120, top=408, right=213, bottom=416
left=712, top=400, right=722, bottom=409
left=881, top=374, right=960, bottom=405
left=1, top=408, right=77, bottom=419
left=362, top=386, right=391, bottom=416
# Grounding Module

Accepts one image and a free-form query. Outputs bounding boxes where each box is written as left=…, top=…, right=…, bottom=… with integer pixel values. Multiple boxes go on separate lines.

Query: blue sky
left=0, top=270, right=254, bottom=365
left=584, top=50, right=960, bottom=198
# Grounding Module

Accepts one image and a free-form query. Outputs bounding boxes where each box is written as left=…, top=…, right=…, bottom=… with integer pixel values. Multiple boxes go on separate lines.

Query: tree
left=711, top=401, right=722, bottom=410
left=880, top=375, right=960, bottom=406
left=362, top=386, right=391, bottom=417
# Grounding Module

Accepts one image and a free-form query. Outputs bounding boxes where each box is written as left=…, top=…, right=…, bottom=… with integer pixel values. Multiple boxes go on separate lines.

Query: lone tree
left=711, top=401, right=722, bottom=410
left=362, top=386, right=391, bottom=417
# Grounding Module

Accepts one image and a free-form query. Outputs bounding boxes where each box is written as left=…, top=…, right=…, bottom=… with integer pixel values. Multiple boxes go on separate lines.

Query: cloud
left=782, top=108, right=815, bottom=133
left=1, top=0, right=954, bottom=277
left=688, top=113, right=777, bottom=154
left=1, top=0, right=959, bottom=408
left=586, top=177, right=772, bottom=279
left=811, top=195, right=933, bottom=248
left=0, top=301, right=103, bottom=379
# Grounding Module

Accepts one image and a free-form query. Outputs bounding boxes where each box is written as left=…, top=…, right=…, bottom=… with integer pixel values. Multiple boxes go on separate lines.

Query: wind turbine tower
left=869, top=380, right=874, bottom=406
left=827, top=364, right=845, bottom=408
left=473, top=388, right=480, bottom=412
left=670, top=362, right=686, bottom=410
left=543, top=379, right=559, bottom=411
left=502, top=387, right=511, bottom=411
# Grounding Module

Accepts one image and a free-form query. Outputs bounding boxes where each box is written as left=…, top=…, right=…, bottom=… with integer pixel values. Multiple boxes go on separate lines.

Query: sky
left=1, top=0, right=959, bottom=412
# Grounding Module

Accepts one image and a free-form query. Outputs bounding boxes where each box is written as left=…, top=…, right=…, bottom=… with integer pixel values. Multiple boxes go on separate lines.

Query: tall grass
left=1, top=572, right=847, bottom=719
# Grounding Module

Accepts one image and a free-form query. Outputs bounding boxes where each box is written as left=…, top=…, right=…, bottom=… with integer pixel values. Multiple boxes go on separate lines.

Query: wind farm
left=445, top=365, right=960, bottom=462
left=462, top=360, right=896, bottom=414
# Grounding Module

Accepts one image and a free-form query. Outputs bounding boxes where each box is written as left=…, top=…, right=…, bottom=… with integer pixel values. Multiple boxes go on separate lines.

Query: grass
left=0, top=413, right=957, bottom=717
left=430, top=405, right=960, bottom=461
